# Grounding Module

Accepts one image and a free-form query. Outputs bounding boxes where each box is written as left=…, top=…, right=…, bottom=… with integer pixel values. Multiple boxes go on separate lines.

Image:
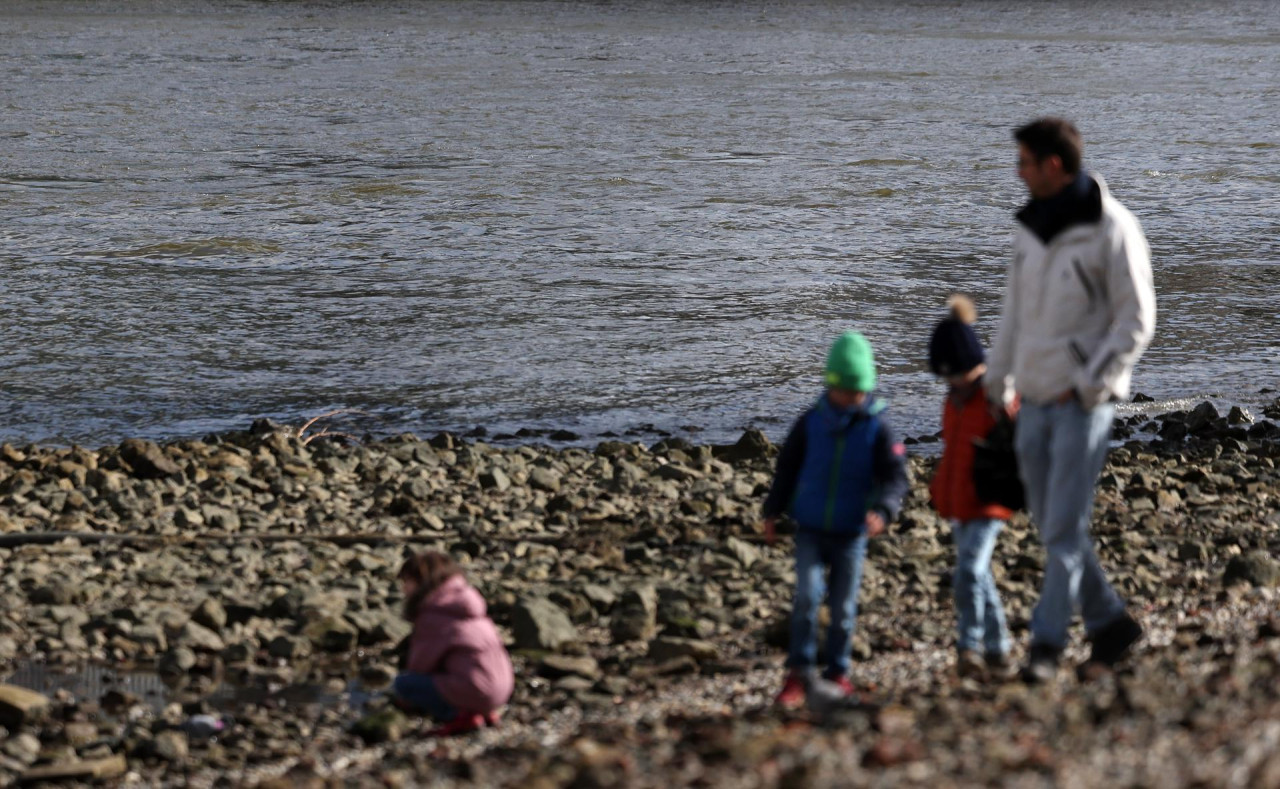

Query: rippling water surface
left=3, top=0, right=1277, bottom=445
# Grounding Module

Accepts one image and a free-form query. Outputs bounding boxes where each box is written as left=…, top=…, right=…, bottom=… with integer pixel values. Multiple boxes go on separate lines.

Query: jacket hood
left=1016, top=172, right=1104, bottom=245
left=418, top=575, right=487, bottom=621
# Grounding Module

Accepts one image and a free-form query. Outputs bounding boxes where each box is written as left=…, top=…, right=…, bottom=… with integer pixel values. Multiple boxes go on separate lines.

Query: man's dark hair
left=1014, top=118, right=1083, bottom=175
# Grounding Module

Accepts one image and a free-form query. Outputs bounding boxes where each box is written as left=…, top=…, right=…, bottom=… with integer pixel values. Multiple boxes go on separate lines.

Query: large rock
left=150, top=730, right=189, bottom=762
left=647, top=636, right=719, bottom=663
left=352, top=707, right=407, bottom=744
left=511, top=598, right=578, bottom=651
left=18, top=755, right=128, bottom=783
left=118, top=438, right=182, bottom=479
left=1224, top=551, right=1280, bottom=587
left=528, top=467, right=562, bottom=493
left=303, top=616, right=360, bottom=653
left=192, top=598, right=227, bottom=632
left=610, top=586, right=658, bottom=643
left=539, top=654, right=601, bottom=680
left=712, top=428, right=775, bottom=463
left=1185, top=402, right=1220, bottom=434
left=721, top=536, right=760, bottom=569
left=0, top=684, right=50, bottom=728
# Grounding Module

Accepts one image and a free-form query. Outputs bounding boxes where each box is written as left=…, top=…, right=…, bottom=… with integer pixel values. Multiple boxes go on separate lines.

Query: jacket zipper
left=1031, top=229, right=1091, bottom=318
left=824, top=435, right=845, bottom=530
left=1071, top=258, right=1098, bottom=312
left=1068, top=340, right=1088, bottom=366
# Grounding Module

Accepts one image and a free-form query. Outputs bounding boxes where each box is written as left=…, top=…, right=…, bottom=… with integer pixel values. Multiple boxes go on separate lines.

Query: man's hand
left=865, top=511, right=886, bottom=538
left=1055, top=388, right=1078, bottom=405
left=988, top=399, right=1016, bottom=421
left=762, top=517, right=777, bottom=546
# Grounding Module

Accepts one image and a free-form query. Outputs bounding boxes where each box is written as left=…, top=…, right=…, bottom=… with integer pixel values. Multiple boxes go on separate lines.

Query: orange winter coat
left=931, top=383, right=1014, bottom=522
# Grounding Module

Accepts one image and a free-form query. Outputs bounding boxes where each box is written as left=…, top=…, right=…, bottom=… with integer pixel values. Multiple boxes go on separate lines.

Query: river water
left=3, top=0, right=1277, bottom=446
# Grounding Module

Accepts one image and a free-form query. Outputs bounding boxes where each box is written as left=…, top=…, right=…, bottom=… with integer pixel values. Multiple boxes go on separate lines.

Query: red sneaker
left=483, top=711, right=501, bottom=728
left=774, top=672, right=807, bottom=709
left=827, top=674, right=856, bottom=697
left=426, top=713, right=485, bottom=737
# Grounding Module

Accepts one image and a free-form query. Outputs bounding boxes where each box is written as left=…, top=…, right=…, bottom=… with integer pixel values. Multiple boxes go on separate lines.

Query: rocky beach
left=1, top=400, right=1279, bottom=788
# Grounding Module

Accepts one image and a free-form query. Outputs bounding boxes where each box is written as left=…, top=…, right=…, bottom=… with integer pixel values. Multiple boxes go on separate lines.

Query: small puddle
left=1, top=661, right=382, bottom=718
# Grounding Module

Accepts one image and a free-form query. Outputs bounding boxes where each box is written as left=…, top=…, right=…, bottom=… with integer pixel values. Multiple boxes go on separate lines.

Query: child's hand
left=865, top=511, right=886, bottom=537
left=762, top=517, right=777, bottom=546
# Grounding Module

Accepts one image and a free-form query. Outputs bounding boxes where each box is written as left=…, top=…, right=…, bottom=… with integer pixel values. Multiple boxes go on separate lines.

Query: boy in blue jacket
left=761, top=331, right=909, bottom=708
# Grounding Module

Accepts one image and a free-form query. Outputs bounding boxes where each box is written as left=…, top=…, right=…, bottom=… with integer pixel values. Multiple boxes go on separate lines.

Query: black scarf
left=1015, top=173, right=1103, bottom=245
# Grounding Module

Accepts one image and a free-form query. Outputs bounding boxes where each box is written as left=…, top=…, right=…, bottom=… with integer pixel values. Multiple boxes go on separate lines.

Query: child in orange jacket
left=928, top=296, right=1013, bottom=676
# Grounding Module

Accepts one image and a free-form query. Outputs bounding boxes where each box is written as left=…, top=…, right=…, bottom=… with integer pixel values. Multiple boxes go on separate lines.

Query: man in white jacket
left=987, top=118, right=1156, bottom=683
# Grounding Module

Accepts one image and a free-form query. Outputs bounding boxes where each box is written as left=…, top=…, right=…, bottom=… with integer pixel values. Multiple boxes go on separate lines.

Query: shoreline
left=1, top=401, right=1278, bottom=786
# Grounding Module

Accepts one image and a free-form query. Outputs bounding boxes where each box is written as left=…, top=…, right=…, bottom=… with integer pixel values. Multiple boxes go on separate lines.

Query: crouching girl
left=394, top=551, right=514, bottom=735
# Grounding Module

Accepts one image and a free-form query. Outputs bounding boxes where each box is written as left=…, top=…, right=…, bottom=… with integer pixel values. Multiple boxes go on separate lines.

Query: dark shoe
left=1020, top=643, right=1061, bottom=685
left=1086, top=613, right=1143, bottom=666
left=956, top=649, right=987, bottom=679
left=984, top=651, right=1012, bottom=679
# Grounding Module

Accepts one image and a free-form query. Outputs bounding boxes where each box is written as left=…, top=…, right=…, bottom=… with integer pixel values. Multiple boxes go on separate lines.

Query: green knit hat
left=824, top=331, right=877, bottom=391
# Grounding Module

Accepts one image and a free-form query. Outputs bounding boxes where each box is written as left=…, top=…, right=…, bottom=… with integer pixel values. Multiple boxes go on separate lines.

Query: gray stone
left=151, top=730, right=188, bottom=762
left=1186, top=402, right=1220, bottom=434
left=721, top=536, right=760, bottom=569
left=1227, top=406, right=1253, bottom=425
left=539, top=654, right=602, bottom=680
left=118, top=438, right=182, bottom=479
left=267, top=634, right=312, bottom=660
left=0, top=685, right=49, bottom=729
left=712, top=428, right=775, bottom=463
left=192, top=598, right=227, bottom=632
left=529, top=467, right=562, bottom=493
left=174, top=506, right=205, bottom=528
left=1224, top=551, right=1280, bottom=588
left=352, top=707, right=407, bottom=744
left=580, top=584, right=617, bottom=614
left=178, top=621, right=225, bottom=652
left=511, top=598, right=578, bottom=651
left=3, top=732, right=40, bottom=764
left=610, top=586, right=658, bottom=643
left=158, top=647, right=197, bottom=676
left=479, top=467, right=511, bottom=491
left=647, top=635, right=719, bottom=663
left=17, top=755, right=127, bottom=782
left=303, top=616, right=360, bottom=653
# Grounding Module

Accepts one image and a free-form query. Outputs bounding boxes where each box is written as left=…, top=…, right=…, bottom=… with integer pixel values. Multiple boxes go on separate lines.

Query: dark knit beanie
left=928, top=295, right=985, bottom=376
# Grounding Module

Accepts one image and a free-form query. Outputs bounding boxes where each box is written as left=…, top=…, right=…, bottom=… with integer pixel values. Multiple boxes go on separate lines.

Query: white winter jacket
left=987, top=175, right=1156, bottom=409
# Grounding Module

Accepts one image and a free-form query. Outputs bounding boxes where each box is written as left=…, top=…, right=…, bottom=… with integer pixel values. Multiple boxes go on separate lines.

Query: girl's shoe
left=774, top=671, right=807, bottom=709
left=483, top=711, right=501, bottom=727
left=426, top=713, right=485, bottom=737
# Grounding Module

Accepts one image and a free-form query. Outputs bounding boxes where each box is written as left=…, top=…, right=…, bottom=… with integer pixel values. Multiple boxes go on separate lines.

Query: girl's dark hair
left=399, top=550, right=463, bottom=620
left=1014, top=117, right=1083, bottom=175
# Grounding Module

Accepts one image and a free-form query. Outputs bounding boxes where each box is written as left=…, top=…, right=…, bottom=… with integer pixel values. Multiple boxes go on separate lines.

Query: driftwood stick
left=0, top=530, right=568, bottom=550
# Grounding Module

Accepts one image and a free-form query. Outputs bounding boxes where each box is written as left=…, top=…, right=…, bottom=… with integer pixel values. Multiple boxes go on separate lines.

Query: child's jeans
left=787, top=529, right=868, bottom=678
left=392, top=673, right=457, bottom=720
left=953, top=518, right=1011, bottom=655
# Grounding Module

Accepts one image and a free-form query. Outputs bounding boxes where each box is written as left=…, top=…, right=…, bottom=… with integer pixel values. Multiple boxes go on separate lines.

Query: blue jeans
left=1016, top=400, right=1126, bottom=651
left=953, top=518, right=1010, bottom=655
left=393, top=673, right=457, bottom=721
left=788, top=529, right=867, bottom=678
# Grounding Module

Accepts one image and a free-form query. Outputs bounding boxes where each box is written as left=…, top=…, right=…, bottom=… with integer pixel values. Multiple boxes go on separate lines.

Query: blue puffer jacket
left=762, top=394, right=909, bottom=534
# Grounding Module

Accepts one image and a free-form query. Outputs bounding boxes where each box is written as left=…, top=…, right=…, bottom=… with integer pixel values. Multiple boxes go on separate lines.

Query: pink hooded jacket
left=405, top=575, right=514, bottom=714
